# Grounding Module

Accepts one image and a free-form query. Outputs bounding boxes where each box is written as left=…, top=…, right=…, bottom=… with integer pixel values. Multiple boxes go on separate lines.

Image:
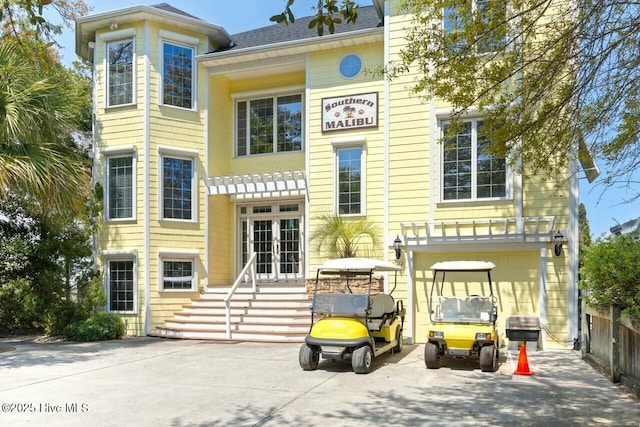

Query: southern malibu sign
left=322, top=92, right=378, bottom=133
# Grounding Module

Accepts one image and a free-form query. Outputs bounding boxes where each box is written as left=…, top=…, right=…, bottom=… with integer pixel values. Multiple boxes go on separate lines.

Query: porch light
left=553, top=230, right=564, bottom=256
left=393, top=235, right=402, bottom=260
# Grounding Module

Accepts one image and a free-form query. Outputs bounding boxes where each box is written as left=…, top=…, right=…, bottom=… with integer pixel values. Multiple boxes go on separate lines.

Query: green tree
left=310, top=214, right=381, bottom=258
left=578, top=203, right=591, bottom=258
left=278, top=1, right=640, bottom=197
left=0, top=193, right=104, bottom=335
left=271, top=0, right=360, bottom=36
left=580, top=232, right=640, bottom=321
left=0, top=40, right=90, bottom=213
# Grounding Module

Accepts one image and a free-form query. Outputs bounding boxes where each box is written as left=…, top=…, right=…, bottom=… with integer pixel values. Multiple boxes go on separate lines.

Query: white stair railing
left=224, top=252, right=257, bottom=339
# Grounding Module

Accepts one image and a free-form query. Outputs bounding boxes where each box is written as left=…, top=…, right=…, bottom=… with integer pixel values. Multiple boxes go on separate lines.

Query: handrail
left=224, top=252, right=257, bottom=339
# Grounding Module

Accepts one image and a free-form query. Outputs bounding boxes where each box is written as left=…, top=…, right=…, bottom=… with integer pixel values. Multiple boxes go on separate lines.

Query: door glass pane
left=279, top=219, right=300, bottom=274
left=254, top=220, right=272, bottom=274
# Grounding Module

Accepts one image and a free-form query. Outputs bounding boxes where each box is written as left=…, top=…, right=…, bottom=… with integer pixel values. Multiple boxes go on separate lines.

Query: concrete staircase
left=152, top=283, right=312, bottom=342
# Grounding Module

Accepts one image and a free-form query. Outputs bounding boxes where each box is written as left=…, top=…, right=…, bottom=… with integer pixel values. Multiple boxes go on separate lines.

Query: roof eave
left=75, top=5, right=232, bottom=62
left=197, top=27, right=384, bottom=68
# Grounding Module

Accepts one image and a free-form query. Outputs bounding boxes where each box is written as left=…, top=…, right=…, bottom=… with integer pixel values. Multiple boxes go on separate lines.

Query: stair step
left=155, top=285, right=312, bottom=343
left=174, top=313, right=310, bottom=322
left=153, top=326, right=307, bottom=343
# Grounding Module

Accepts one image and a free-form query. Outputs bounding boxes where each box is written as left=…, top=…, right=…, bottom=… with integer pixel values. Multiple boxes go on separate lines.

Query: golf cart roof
left=430, top=261, right=495, bottom=272
left=317, top=258, right=403, bottom=273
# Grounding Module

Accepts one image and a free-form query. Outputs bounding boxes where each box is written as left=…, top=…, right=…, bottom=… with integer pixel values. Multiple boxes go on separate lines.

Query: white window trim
left=104, top=255, right=137, bottom=315
left=158, top=32, right=197, bottom=111
left=99, top=29, right=137, bottom=109
left=332, top=140, right=367, bottom=216
left=158, top=251, right=198, bottom=292
left=103, top=148, right=137, bottom=222
left=158, top=148, right=198, bottom=223
left=438, top=117, right=512, bottom=203
left=233, top=90, right=305, bottom=158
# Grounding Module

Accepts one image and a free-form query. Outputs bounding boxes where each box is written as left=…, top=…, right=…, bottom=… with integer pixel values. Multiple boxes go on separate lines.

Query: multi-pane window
left=162, top=156, right=194, bottom=220
left=107, top=39, right=133, bottom=106
left=236, top=94, right=302, bottom=156
left=106, top=155, right=134, bottom=220
left=443, top=0, right=506, bottom=53
left=163, top=42, right=194, bottom=109
left=336, top=147, right=363, bottom=215
left=108, top=259, right=135, bottom=313
left=442, top=120, right=506, bottom=201
left=161, top=259, right=195, bottom=291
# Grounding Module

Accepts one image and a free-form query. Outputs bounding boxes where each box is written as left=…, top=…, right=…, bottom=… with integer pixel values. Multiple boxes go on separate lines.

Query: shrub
left=63, top=313, right=125, bottom=342
left=580, top=232, right=640, bottom=321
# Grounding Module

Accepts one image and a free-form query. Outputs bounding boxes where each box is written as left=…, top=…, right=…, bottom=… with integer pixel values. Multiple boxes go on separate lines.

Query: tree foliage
left=310, top=214, right=381, bottom=258
left=1, top=0, right=92, bottom=214
left=271, top=0, right=359, bottom=36
left=580, top=232, right=640, bottom=321
left=278, top=0, right=640, bottom=197
left=0, top=194, right=105, bottom=335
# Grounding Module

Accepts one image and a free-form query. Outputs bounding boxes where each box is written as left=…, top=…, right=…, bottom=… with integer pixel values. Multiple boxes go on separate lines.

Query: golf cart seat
left=368, top=294, right=396, bottom=331
left=441, top=298, right=461, bottom=319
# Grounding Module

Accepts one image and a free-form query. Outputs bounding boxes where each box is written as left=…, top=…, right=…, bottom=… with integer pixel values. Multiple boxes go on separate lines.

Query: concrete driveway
left=0, top=336, right=639, bottom=426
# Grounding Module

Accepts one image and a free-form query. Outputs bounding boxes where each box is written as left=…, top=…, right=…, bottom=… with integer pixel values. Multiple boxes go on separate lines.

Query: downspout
left=143, top=20, right=151, bottom=335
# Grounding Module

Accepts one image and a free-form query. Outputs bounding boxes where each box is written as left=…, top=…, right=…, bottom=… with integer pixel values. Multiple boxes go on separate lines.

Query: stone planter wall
left=305, top=276, right=384, bottom=298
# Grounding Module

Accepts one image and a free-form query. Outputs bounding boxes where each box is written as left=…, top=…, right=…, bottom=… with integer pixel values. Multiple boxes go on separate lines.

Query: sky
left=47, top=0, right=640, bottom=239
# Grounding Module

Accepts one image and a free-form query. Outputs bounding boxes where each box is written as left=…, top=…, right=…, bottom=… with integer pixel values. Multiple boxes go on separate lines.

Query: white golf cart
left=425, top=261, right=500, bottom=372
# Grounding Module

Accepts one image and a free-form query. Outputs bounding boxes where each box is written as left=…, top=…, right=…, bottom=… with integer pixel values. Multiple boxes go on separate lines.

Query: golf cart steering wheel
left=466, top=295, right=484, bottom=311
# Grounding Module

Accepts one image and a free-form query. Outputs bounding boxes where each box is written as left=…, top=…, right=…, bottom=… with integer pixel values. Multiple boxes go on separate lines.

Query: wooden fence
left=581, top=302, right=640, bottom=397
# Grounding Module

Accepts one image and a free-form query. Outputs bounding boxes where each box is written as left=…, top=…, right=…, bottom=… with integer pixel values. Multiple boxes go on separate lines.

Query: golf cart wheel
left=479, top=345, right=497, bottom=372
left=424, top=342, right=441, bottom=369
left=299, top=344, right=319, bottom=371
left=352, top=346, right=373, bottom=374
left=393, top=327, right=403, bottom=353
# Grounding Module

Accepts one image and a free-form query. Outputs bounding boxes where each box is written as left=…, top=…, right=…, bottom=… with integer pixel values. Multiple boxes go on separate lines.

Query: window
left=162, top=42, right=194, bottom=109
left=106, top=39, right=134, bottom=106
left=336, top=146, right=364, bottom=215
left=107, top=259, right=135, bottom=313
left=443, top=0, right=506, bottom=53
left=162, top=156, right=194, bottom=220
left=441, top=119, right=506, bottom=201
left=105, top=154, right=135, bottom=220
left=161, top=258, right=196, bottom=291
left=236, top=94, right=303, bottom=156
left=339, top=54, right=362, bottom=79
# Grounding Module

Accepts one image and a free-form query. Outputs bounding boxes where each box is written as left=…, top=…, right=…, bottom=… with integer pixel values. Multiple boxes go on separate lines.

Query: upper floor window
left=162, top=42, right=194, bottom=109
left=236, top=94, right=303, bottom=156
left=443, top=0, right=506, bottom=54
left=441, top=119, right=507, bottom=201
left=335, top=146, right=364, bottom=215
left=105, top=153, right=135, bottom=220
left=107, top=39, right=134, bottom=106
left=339, top=54, right=362, bottom=79
left=162, top=155, right=195, bottom=220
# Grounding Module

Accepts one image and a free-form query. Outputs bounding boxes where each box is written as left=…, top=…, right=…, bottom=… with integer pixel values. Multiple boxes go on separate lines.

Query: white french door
left=239, top=203, right=303, bottom=282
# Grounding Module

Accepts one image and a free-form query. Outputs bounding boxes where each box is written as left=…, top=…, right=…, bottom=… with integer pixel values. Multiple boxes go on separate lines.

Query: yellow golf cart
left=425, top=261, right=499, bottom=372
left=299, top=258, right=405, bottom=374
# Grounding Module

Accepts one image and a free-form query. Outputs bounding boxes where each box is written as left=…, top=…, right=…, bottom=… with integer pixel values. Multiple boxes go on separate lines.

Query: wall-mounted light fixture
left=393, top=235, right=402, bottom=260
left=553, top=230, right=564, bottom=256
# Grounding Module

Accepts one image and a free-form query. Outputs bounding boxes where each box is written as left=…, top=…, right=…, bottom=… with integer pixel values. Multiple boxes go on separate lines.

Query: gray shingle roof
left=151, top=3, right=202, bottom=20
left=227, top=5, right=381, bottom=51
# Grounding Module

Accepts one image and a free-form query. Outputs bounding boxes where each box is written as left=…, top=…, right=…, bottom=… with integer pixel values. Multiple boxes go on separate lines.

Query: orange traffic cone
left=514, top=344, right=533, bottom=375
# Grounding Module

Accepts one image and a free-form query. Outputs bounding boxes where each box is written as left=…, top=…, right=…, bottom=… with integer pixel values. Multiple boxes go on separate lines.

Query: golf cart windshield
left=312, top=293, right=369, bottom=315
left=430, top=261, right=496, bottom=325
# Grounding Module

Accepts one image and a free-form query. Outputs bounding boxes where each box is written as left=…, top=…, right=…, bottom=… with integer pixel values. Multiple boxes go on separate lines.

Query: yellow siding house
left=76, top=1, right=592, bottom=349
